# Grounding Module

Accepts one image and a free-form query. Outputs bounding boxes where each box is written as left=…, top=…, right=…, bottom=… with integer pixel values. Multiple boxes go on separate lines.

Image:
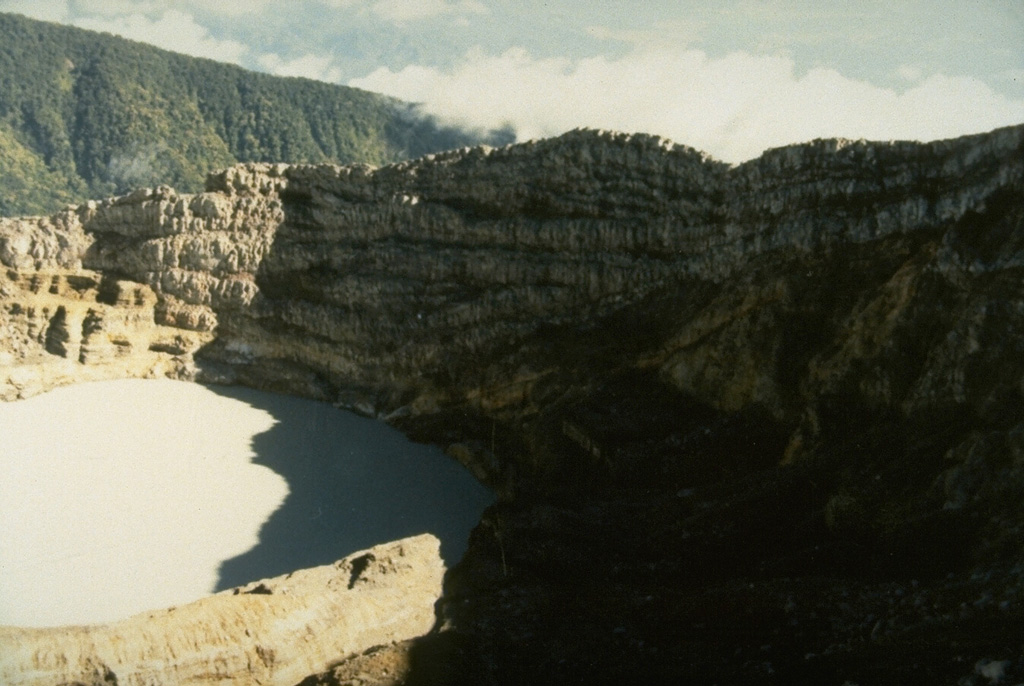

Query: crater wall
left=2, top=125, right=1023, bottom=683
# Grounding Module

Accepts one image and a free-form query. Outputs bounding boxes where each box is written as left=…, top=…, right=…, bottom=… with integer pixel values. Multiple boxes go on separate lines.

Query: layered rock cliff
left=2, top=124, right=1023, bottom=683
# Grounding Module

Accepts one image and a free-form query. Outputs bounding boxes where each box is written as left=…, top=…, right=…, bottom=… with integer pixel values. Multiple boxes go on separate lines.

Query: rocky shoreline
left=0, top=536, right=443, bottom=686
left=2, top=124, right=1023, bottom=683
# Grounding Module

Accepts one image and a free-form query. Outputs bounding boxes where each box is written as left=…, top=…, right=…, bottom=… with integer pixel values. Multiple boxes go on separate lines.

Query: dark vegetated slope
left=0, top=12, right=511, bottom=216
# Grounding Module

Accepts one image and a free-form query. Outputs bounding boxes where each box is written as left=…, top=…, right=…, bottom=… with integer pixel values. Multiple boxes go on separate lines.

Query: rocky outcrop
left=2, top=124, right=1023, bottom=683
left=0, top=535, right=443, bottom=686
left=2, top=130, right=1018, bottom=396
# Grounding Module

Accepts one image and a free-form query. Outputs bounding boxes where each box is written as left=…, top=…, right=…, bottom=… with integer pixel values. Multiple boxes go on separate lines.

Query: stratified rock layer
left=3, top=127, right=1022, bottom=482
left=0, top=535, right=443, bottom=686
left=2, top=125, right=1024, bottom=684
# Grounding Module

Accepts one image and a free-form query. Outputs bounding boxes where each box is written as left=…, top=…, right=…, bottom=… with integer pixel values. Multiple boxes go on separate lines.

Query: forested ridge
left=0, top=12, right=510, bottom=216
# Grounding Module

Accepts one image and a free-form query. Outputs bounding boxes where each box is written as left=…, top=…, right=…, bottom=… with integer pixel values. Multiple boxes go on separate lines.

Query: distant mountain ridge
left=0, top=12, right=511, bottom=216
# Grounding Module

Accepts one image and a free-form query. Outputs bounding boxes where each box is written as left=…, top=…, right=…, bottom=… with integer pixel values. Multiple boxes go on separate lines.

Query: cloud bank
left=258, top=52, right=345, bottom=82
left=351, top=46, right=1024, bottom=163
left=367, top=0, right=486, bottom=23
left=4, top=2, right=1019, bottom=162
left=0, top=1, right=256, bottom=65
left=72, top=9, right=249, bottom=64
left=0, top=0, right=68, bottom=21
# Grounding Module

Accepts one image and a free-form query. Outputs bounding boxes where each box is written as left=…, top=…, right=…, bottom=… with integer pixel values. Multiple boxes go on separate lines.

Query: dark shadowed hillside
left=0, top=12, right=512, bottom=217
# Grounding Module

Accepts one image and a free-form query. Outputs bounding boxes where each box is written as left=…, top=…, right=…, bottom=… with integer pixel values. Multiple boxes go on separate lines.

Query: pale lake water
left=0, top=379, right=493, bottom=628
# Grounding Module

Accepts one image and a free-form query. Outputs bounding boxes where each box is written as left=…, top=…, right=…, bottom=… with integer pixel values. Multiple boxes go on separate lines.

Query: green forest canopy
left=0, top=12, right=512, bottom=216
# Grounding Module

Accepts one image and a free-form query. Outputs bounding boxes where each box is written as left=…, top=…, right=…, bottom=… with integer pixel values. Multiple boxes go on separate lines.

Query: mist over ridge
left=0, top=11, right=512, bottom=217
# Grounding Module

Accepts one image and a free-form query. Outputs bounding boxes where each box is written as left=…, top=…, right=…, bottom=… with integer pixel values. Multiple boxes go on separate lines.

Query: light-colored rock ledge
left=0, top=534, right=444, bottom=686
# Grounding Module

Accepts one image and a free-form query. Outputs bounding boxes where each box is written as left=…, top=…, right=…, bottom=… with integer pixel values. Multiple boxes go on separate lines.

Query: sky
left=1, top=0, right=1022, bottom=162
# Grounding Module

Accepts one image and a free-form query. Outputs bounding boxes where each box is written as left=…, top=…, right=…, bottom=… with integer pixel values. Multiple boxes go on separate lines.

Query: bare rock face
left=3, top=126, right=1022, bottom=481
left=1, top=127, right=1019, bottom=407
left=0, top=535, right=443, bottom=686
left=2, top=125, right=1024, bottom=683
left=0, top=269, right=213, bottom=399
left=0, top=177, right=284, bottom=400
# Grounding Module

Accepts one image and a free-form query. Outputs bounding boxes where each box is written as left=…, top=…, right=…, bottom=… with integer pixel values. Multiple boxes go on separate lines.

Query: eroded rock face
left=2, top=125, right=1023, bottom=683
left=0, top=535, right=443, bottom=686
left=3, top=127, right=1022, bottom=477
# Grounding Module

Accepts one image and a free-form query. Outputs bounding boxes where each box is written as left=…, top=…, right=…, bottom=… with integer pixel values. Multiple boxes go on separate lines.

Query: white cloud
left=258, top=52, right=344, bottom=83
left=71, top=9, right=249, bottom=64
left=0, top=0, right=69, bottom=22
left=179, top=0, right=275, bottom=16
left=73, top=0, right=162, bottom=15
left=368, top=0, right=486, bottom=23
left=312, top=0, right=486, bottom=21
left=350, top=46, right=1024, bottom=163
left=586, top=19, right=707, bottom=51
left=1001, top=68, right=1024, bottom=84
left=69, top=0, right=272, bottom=17
left=896, top=64, right=923, bottom=82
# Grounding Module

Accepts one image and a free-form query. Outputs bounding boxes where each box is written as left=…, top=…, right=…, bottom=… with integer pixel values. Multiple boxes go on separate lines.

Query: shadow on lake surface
left=209, top=385, right=493, bottom=591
